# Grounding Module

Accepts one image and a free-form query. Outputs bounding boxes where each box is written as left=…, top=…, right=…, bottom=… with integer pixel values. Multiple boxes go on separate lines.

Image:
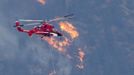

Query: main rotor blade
left=64, top=13, right=74, bottom=18
left=47, top=17, right=64, bottom=22
left=19, top=19, right=44, bottom=22
left=23, top=23, right=41, bottom=26
left=18, top=13, right=74, bottom=23
left=13, top=23, right=41, bottom=27
left=47, top=14, right=74, bottom=23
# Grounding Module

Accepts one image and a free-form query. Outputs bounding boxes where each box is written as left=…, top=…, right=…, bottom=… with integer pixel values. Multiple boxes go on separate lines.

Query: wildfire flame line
left=42, top=20, right=86, bottom=71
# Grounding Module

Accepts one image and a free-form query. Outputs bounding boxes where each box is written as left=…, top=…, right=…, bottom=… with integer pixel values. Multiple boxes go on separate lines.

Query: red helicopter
left=14, top=14, right=73, bottom=38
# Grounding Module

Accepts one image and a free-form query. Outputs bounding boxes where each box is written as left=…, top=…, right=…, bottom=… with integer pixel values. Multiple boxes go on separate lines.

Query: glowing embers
left=37, top=0, right=46, bottom=5
left=76, top=48, right=85, bottom=69
left=42, top=37, right=70, bottom=53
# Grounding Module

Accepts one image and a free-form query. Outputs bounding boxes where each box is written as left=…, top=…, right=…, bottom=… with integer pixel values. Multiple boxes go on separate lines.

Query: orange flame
left=78, top=48, right=85, bottom=62
left=59, top=21, right=79, bottom=39
left=42, top=37, right=70, bottom=53
left=37, top=0, right=46, bottom=5
left=77, top=48, right=85, bottom=69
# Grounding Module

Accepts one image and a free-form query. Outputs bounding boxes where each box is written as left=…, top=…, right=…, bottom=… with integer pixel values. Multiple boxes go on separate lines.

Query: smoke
left=0, top=27, right=19, bottom=60
left=65, top=0, right=72, bottom=9
left=57, top=56, right=72, bottom=75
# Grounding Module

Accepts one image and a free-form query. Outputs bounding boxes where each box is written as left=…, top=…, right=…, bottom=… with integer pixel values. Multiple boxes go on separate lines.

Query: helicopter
left=14, top=14, right=74, bottom=38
